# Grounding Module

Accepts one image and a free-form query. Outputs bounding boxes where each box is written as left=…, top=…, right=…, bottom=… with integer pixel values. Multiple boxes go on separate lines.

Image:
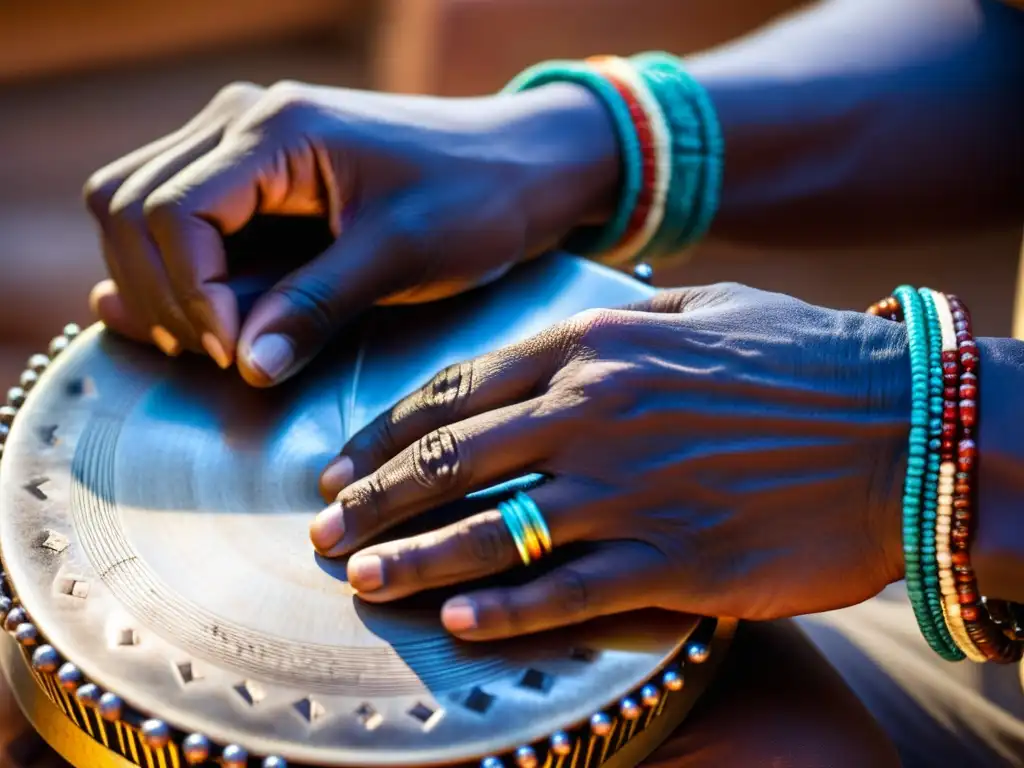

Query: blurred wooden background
left=1, top=0, right=1021, bottom=386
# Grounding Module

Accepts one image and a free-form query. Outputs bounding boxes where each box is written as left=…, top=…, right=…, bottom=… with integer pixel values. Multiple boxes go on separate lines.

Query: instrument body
left=0, top=255, right=733, bottom=767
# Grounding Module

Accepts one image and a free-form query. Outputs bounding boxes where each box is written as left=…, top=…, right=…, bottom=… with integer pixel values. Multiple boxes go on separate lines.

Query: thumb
left=236, top=204, right=415, bottom=387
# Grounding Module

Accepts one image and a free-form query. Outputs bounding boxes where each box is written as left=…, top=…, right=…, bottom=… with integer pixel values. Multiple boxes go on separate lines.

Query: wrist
left=494, top=84, right=620, bottom=249
left=865, top=316, right=911, bottom=586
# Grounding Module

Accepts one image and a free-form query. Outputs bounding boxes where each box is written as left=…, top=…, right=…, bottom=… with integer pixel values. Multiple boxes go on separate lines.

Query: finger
left=346, top=479, right=603, bottom=600
left=143, top=126, right=335, bottom=376
left=310, top=397, right=559, bottom=557
left=321, top=333, right=563, bottom=498
left=440, top=541, right=664, bottom=640
left=82, top=83, right=262, bottom=352
left=233, top=203, right=415, bottom=388
left=89, top=280, right=152, bottom=344
left=105, top=126, right=227, bottom=359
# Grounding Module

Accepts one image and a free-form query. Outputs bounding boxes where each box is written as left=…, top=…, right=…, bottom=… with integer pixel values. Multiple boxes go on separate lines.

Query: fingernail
left=247, top=334, right=295, bottom=382
left=150, top=326, right=181, bottom=357
left=310, top=501, right=345, bottom=555
left=442, top=598, right=478, bottom=632
left=348, top=555, right=384, bottom=592
left=322, top=456, right=355, bottom=491
left=201, top=332, right=232, bottom=370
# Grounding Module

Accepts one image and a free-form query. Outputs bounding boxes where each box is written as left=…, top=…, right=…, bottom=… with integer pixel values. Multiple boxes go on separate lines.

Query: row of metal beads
left=479, top=638, right=710, bottom=768
left=0, top=325, right=289, bottom=768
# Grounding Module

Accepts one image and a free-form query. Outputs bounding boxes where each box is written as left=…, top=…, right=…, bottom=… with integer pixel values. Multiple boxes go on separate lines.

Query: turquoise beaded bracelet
left=893, top=285, right=964, bottom=661
left=630, top=52, right=724, bottom=258
left=503, top=60, right=644, bottom=256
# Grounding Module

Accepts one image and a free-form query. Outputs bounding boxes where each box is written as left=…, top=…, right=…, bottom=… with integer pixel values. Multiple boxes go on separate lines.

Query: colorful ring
left=499, top=492, right=553, bottom=566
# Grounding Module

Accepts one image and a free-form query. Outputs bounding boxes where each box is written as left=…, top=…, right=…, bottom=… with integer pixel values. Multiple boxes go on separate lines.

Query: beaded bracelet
left=931, top=291, right=986, bottom=662
left=503, top=60, right=644, bottom=255
left=916, top=289, right=963, bottom=659
left=868, top=289, right=1023, bottom=663
left=585, top=56, right=672, bottom=267
left=630, top=52, right=724, bottom=257
left=503, top=53, right=723, bottom=267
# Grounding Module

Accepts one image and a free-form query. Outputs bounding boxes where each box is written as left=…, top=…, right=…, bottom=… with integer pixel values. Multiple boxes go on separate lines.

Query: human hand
left=310, top=284, right=911, bottom=639
left=83, top=80, right=619, bottom=387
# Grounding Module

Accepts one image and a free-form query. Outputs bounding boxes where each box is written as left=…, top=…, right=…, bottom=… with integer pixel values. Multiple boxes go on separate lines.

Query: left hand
left=309, top=284, right=911, bottom=640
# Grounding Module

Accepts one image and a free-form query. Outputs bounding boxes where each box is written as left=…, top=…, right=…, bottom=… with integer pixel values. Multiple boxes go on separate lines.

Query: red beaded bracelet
left=945, top=295, right=1020, bottom=663
left=587, top=56, right=656, bottom=248
left=868, top=292, right=1022, bottom=663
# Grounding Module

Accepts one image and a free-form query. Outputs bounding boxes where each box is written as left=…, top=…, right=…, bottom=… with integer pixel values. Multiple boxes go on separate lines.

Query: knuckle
left=557, top=361, right=638, bottom=419
left=567, top=308, right=626, bottom=352
left=457, top=516, right=509, bottom=566
left=253, top=80, right=315, bottom=130
left=548, top=567, right=590, bottom=619
left=82, top=172, right=121, bottom=220
left=493, top=589, right=523, bottom=635
left=209, top=81, right=264, bottom=115
left=386, top=201, right=440, bottom=257
left=339, top=474, right=384, bottom=531
left=141, top=190, right=186, bottom=235
left=420, top=361, right=474, bottom=419
left=266, top=277, right=340, bottom=341
left=412, top=427, right=463, bottom=494
left=107, top=186, right=145, bottom=222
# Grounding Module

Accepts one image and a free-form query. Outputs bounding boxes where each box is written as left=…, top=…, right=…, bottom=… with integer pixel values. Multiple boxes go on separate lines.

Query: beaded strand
left=868, top=289, right=1023, bottom=664
left=931, top=291, right=986, bottom=661
left=916, top=289, right=962, bottom=659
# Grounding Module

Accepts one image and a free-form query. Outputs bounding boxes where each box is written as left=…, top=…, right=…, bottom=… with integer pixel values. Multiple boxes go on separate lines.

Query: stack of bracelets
left=503, top=52, right=1024, bottom=665
left=868, top=288, right=1024, bottom=663
left=504, top=52, right=723, bottom=271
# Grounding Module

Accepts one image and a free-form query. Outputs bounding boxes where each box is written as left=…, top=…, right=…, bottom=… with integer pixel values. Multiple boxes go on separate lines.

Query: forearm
left=972, top=337, right=1024, bottom=603
left=686, top=0, right=1024, bottom=248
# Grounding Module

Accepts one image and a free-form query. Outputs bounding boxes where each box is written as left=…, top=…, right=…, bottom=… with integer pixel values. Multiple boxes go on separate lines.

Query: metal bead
left=63, top=324, right=81, bottom=341
left=0, top=406, right=15, bottom=426
left=514, top=746, right=538, bottom=768
left=141, top=720, right=171, bottom=750
left=75, top=683, right=101, bottom=707
left=480, top=758, right=504, bottom=768
left=6, top=387, right=26, bottom=409
left=4, top=607, right=27, bottom=632
left=222, top=745, right=248, bottom=767
left=262, top=758, right=288, bottom=768
left=620, top=697, right=642, bottom=720
left=31, top=645, right=60, bottom=673
left=633, top=262, right=654, bottom=284
left=48, top=336, right=69, bottom=358
left=0, top=596, right=11, bottom=623
left=14, top=623, right=38, bottom=647
left=57, top=663, right=83, bottom=691
left=641, top=684, right=660, bottom=708
left=550, top=731, right=573, bottom=757
left=182, top=734, right=211, bottom=765
left=98, top=692, right=123, bottom=721
left=590, top=712, right=612, bottom=737
left=685, top=642, right=711, bottom=665
left=26, top=354, right=50, bottom=375
left=19, top=370, right=39, bottom=392
left=662, top=668, right=684, bottom=692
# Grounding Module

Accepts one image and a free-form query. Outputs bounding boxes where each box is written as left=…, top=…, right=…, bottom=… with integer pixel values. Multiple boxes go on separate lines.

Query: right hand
left=83, top=81, right=619, bottom=386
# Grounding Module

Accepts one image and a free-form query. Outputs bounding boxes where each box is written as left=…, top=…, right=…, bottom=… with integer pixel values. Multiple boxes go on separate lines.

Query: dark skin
left=80, top=0, right=1024, bottom=641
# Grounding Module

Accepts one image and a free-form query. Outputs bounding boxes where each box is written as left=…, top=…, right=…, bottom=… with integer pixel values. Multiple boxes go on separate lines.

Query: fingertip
left=309, top=500, right=346, bottom=556
left=188, top=284, right=238, bottom=370
left=441, top=597, right=479, bottom=635
left=88, top=280, right=151, bottom=343
left=320, top=456, right=354, bottom=500
left=239, top=333, right=296, bottom=388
